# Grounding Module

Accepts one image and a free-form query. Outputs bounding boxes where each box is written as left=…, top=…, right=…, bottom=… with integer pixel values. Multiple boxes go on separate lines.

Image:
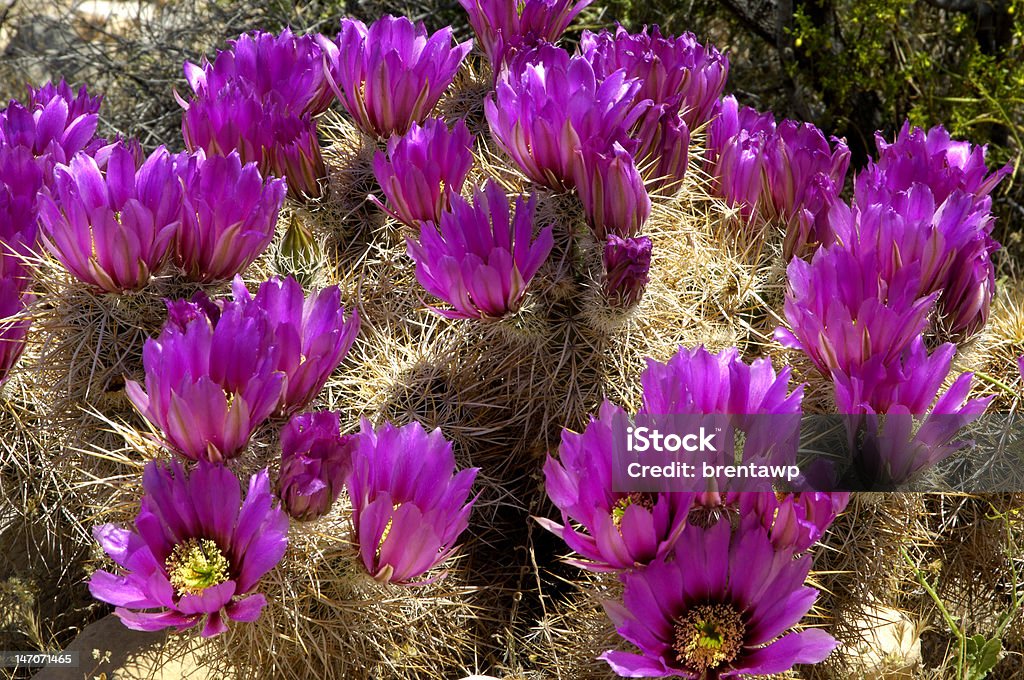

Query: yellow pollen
left=166, top=538, right=230, bottom=597
left=375, top=503, right=404, bottom=558
left=611, top=493, right=654, bottom=528
left=673, top=603, right=746, bottom=673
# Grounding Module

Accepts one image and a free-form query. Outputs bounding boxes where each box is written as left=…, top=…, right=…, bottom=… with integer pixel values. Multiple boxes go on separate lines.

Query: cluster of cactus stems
left=2, top=1, right=1023, bottom=677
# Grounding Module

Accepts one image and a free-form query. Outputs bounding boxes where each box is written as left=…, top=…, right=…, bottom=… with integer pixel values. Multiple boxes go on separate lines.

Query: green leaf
left=960, top=634, right=1002, bottom=680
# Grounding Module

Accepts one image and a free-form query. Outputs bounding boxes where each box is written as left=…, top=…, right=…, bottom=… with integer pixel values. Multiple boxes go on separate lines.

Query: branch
left=923, top=0, right=983, bottom=12
left=716, top=0, right=780, bottom=43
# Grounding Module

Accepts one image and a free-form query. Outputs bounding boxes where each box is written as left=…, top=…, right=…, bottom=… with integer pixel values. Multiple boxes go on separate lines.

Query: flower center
left=376, top=503, right=404, bottom=557
left=673, top=603, right=746, bottom=673
left=611, top=492, right=655, bottom=528
left=166, top=538, right=230, bottom=597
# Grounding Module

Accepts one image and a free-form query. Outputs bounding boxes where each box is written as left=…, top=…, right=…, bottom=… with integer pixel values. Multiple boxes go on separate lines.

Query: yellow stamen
left=165, top=538, right=230, bottom=597
left=673, top=603, right=746, bottom=673
left=611, top=492, right=654, bottom=528
left=375, top=503, right=404, bottom=558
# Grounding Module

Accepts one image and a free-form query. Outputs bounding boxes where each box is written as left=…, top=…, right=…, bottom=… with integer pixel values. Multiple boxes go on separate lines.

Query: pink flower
left=319, top=15, right=471, bottom=139
left=174, top=150, right=286, bottom=282
left=348, top=419, right=478, bottom=583
left=89, top=461, right=287, bottom=637
left=37, top=142, right=183, bottom=293
left=407, top=182, right=553, bottom=320
left=371, top=117, right=474, bottom=226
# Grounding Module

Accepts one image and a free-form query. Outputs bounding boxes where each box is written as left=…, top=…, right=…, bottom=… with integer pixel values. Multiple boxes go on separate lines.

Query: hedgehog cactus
left=3, top=13, right=1018, bottom=680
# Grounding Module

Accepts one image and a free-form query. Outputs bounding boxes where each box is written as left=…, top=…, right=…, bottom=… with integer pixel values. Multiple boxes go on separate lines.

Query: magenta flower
left=265, top=111, right=328, bottom=199
left=164, top=290, right=222, bottom=332
left=768, top=121, right=850, bottom=204
left=707, top=97, right=849, bottom=257
left=178, top=28, right=334, bottom=198
left=89, top=460, right=287, bottom=637
left=833, top=337, right=986, bottom=417
left=347, top=419, right=478, bottom=584
left=601, top=521, right=837, bottom=677
left=775, top=241, right=938, bottom=378
left=278, top=410, right=354, bottom=521
left=639, top=345, right=803, bottom=468
left=26, top=80, right=103, bottom=120
left=580, top=26, right=729, bottom=129
left=711, top=130, right=768, bottom=212
left=856, top=121, right=1011, bottom=207
left=767, top=120, right=850, bottom=258
left=485, top=44, right=648, bottom=190
left=0, top=274, right=32, bottom=386
left=233, top=276, right=359, bottom=414
left=1018, top=356, right=1024, bottom=382
left=0, top=145, right=44, bottom=278
left=175, top=150, right=287, bottom=282
left=180, top=86, right=327, bottom=199
left=640, top=345, right=803, bottom=417
left=125, top=295, right=285, bottom=462
left=708, top=99, right=843, bottom=259
left=539, top=401, right=696, bottom=572
left=633, top=109, right=690, bottom=193
left=406, top=182, right=553, bottom=320
left=848, top=124, right=1006, bottom=336
left=831, top=336, right=992, bottom=486
left=0, top=83, right=101, bottom=167
left=319, top=16, right=471, bottom=139
left=705, top=96, right=775, bottom=213
left=37, top=142, right=182, bottom=293
left=739, top=492, right=850, bottom=553
left=183, top=29, right=333, bottom=118
left=707, top=96, right=777, bottom=151
left=458, top=0, right=594, bottom=75
left=178, top=84, right=265, bottom=160
left=574, top=141, right=650, bottom=238
left=833, top=186, right=997, bottom=336
left=780, top=173, right=845, bottom=259
left=603, top=234, right=652, bottom=309
left=371, top=117, right=474, bottom=226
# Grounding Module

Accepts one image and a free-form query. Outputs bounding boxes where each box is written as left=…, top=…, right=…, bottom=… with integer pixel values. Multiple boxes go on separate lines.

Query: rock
left=844, top=602, right=922, bottom=679
left=33, top=614, right=214, bottom=680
